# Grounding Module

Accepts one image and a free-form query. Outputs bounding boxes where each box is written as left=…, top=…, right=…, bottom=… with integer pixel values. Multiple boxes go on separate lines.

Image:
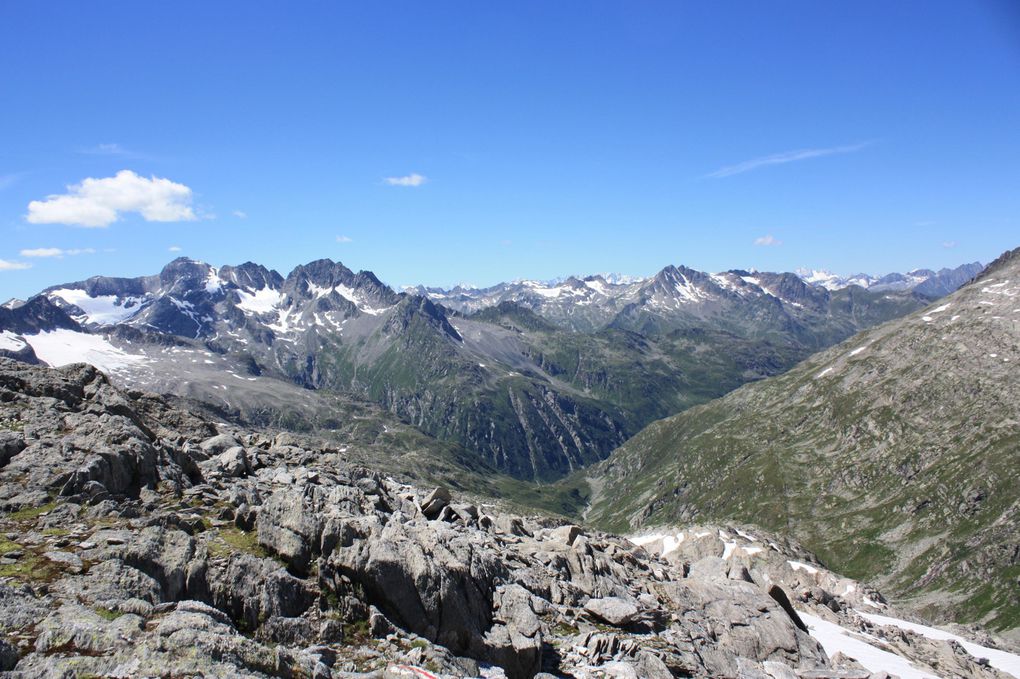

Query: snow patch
left=205, top=268, right=222, bottom=294
left=628, top=534, right=664, bottom=547
left=236, top=287, right=283, bottom=315
left=798, top=611, right=938, bottom=679
left=858, top=611, right=1020, bottom=677
left=788, top=560, right=819, bottom=575
left=662, top=534, right=685, bottom=555
left=528, top=285, right=563, bottom=298
left=628, top=531, right=686, bottom=556
left=24, top=329, right=147, bottom=373
left=48, top=288, right=144, bottom=325
left=0, top=331, right=27, bottom=352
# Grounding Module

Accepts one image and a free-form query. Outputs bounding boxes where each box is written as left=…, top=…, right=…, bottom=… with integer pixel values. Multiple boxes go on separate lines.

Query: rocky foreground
left=0, top=358, right=1014, bottom=678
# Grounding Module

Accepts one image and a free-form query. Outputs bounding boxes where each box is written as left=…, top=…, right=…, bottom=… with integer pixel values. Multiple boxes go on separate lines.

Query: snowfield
left=48, top=288, right=144, bottom=325
left=798, top=611, right=939, bottom=679
left=24, top=329, right=148, bottom=373
left=857, top=611, right=1020, bottom=678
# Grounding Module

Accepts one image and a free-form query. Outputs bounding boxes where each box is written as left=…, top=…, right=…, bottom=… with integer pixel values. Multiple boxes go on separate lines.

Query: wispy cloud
left=754, top=235, right=782, bottom=247
left=383, top=173, right=427, bottom=187
left=0, top=173, right=25, bottom=191
left=77, top=143, right=146, bottom=159
left=26, top=170, right=197, bottom=227
left=942, top=240, right=958, bottom=249
left=336, top=235, right=353, bottom=243
left=168, top=245, right=182, bottom=252
left=20, top=247, right=96, bottom=258
left=0, top=259, right=31, bottom=271
left=707, top=142, right=872, bottom=178
left=232, top=210, right=247, bottom=219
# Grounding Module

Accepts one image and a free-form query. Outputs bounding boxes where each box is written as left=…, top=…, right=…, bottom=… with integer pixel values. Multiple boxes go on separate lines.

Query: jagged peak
left=219, top=262, right=284, bottom=291
left=159, top=257, right=215, bottom=285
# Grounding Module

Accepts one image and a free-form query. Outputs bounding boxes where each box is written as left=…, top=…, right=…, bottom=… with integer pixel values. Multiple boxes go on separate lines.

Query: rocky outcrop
left=0, top=358, right=1012, bottom=678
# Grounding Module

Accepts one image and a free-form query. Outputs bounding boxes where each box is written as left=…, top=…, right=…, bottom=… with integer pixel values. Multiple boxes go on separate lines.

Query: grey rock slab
left=421, top=486, right=451, bottom=519
left=199, top=432, right=242, bottom=457
left=548, top=524, right=583, bottom=546
left=217, top=446, right=250, bottom=477
left=584, top=596, right=640, bottom=626
left=764, top=660, right=802, bottom=679
left=42, top=549, right=83, bottom=572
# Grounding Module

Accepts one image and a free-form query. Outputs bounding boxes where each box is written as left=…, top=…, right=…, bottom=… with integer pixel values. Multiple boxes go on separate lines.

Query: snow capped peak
left=794, top=264, right=985, bottom=293
left=599, top=272, right=646, bottom=285
left=793, top=268, right=875, bottom=290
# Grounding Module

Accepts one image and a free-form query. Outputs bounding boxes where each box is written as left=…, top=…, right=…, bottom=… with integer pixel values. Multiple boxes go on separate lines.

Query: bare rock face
left=0, top=358, right=1012, bottom=678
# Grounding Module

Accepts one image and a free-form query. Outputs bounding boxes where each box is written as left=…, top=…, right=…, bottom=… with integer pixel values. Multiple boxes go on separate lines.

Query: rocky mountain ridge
left=795, top=263, right=983, bottom=295
left=415, top=262, right=981, bottom=333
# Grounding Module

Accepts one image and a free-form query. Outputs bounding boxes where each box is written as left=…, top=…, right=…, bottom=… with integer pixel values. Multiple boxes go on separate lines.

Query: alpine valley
left=2, top=251, right=1020, bottom=679
left=0, top=257, right=981, bottom=484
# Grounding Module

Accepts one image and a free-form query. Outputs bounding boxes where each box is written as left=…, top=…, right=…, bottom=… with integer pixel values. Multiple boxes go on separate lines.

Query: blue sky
left=1, top=1, right=1018, bottom=298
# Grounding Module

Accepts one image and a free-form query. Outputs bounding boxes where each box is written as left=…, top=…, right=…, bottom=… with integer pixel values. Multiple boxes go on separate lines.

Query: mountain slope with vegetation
left=585, top=247, right=1020, bottom=631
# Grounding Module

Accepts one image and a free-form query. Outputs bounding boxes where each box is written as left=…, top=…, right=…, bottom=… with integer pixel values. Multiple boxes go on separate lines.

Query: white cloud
left=754, top=235, right=782, bottom=247
left=383, top=173, right=427, bottom=187
left=26, top=170, right=197, bottom=227
left=168, top=245, right=182, bottom=252
left=232, top=210, right=247, bottom=219
left=942, top=240, right=958, bottom=249
left=707, top=142, right=871, bottom=178
left=336, top=235, right=353, bottom=243
left=20, top=247, right=96, bottom=258
left=0, top=259, right=31, bottom=271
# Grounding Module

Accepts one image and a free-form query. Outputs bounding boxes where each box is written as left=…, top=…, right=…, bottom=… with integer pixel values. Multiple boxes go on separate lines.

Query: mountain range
left=0, top=258, right=978, bottom=484
left=411, top=262, right=983, bottom=333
